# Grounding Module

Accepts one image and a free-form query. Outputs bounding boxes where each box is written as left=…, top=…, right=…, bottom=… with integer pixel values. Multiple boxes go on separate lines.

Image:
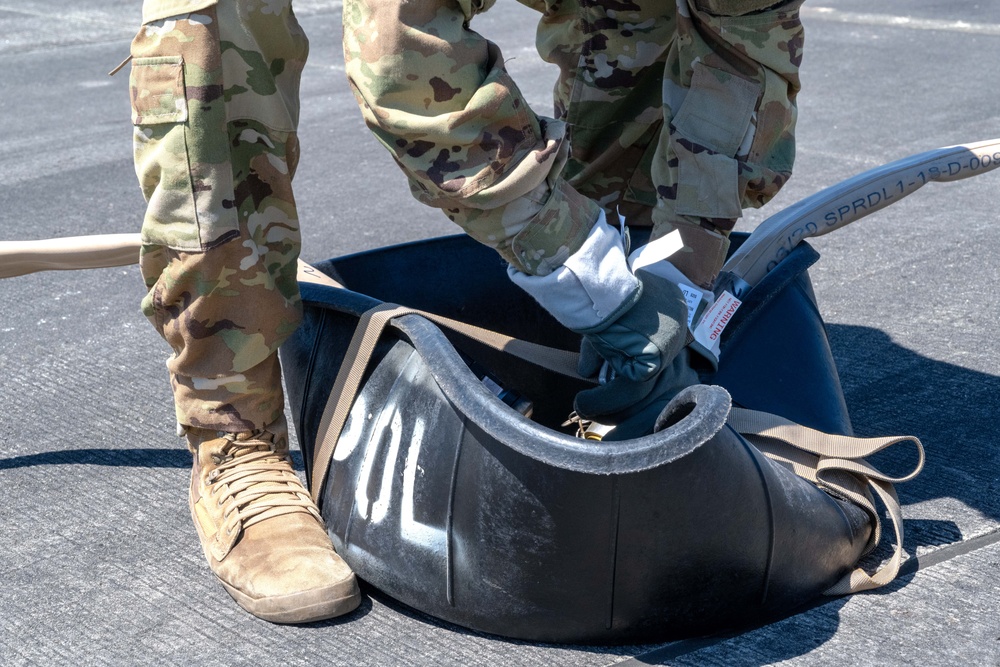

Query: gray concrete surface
left=1, top=1, right=998, bottom=665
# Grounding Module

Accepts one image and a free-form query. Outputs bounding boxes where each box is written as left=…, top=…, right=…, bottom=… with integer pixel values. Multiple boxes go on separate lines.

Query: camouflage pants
left=345, top=0, right=805, bottom=286
left=131, top=1, right=308, bottom=432
left=132, top=0, right=802, bottom=431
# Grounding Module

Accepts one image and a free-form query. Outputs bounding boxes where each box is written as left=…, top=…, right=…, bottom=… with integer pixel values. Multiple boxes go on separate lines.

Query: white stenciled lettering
left=400, top=416, right=447, bottom=550
left=369, top=410, right=405, bottom=524
left=354, top=358, right=421, bottom=522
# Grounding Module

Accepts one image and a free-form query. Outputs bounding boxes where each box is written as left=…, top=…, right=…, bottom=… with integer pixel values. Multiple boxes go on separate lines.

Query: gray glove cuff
left=507, top=210, right=641, bottom=332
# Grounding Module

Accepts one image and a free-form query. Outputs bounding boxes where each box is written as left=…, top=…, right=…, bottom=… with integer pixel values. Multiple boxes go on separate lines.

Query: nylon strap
left=727, top=407, right=924, bottom=594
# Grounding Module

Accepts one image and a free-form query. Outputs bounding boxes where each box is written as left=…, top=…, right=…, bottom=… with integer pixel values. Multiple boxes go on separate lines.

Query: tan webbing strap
left=727, top=407, right=924, bottom=594
left=310, top=304, right=406, bottom=502
left=308, top=301, right=586, bottom=503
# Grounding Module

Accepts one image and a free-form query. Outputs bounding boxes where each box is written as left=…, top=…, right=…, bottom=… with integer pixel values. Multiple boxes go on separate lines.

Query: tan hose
left=0, top=231, right=346, bottom=290
left=718, top=138, right=1000, bottom=297
left=0, top=233, right=142, bottom=279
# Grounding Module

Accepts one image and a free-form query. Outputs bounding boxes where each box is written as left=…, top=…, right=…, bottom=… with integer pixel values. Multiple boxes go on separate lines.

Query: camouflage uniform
left=132, top=0, right=803, bottom=431
left=344, top=0, right=805, bottom=287
left=131, top=0, right=307, bottom=431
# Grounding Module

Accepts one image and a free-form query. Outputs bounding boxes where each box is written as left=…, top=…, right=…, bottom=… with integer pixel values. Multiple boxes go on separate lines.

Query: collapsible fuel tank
left=280, top=233, right=872, bottom=642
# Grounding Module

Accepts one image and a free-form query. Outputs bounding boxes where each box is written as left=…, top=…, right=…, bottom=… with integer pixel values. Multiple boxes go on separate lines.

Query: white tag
left=692, top=291, right=742, bottom=359
left=677, top=284, right=705, bottom=329
left=627, top=230, right=684, bottom=273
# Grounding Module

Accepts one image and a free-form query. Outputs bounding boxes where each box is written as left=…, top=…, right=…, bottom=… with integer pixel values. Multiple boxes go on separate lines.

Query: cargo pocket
left=672, top=62, right=759, bottom=220
left=131, top=56, right=187, bottom=124
left=131, top=51, right=238, bottom=252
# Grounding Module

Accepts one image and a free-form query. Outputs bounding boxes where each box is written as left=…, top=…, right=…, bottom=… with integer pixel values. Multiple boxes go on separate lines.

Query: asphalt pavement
left=1, top=1, right=999, bottom=665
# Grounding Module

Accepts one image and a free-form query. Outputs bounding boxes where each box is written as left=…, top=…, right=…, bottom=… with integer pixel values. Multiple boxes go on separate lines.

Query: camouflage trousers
left=132, top=0, right=803, bottom=432
left=131, top=1, right=307, bottom=432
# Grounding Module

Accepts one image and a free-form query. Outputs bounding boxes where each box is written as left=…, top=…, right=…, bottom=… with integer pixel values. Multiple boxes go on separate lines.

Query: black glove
left=573, top=270, right=698, bottom=439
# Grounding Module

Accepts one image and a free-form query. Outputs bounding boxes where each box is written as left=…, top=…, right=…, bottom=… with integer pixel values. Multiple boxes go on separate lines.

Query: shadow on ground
left=0, top=447, right=306, bottom=470
left=829, top=323, right=1000, bottom=530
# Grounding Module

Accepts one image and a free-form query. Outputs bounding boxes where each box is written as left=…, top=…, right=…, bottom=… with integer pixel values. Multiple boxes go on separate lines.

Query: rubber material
left=280, top=232, right=870, bottom=642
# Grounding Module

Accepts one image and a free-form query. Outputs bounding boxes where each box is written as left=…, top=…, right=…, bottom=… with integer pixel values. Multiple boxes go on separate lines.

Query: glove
left=507, top=213, right=698, bottom=435
left=573, top=270, right=699, bottom=438
left=575, top=346, right=699, bottom=440
left=575, top=268, right=689, bottom=383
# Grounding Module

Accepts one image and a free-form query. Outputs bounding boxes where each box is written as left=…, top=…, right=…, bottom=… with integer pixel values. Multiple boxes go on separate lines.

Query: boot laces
left=206, top=434, right=322, bottom=536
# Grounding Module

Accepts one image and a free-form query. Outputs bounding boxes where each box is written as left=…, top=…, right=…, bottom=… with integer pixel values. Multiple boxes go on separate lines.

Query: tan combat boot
left=186, top=419, right=360, bottom=624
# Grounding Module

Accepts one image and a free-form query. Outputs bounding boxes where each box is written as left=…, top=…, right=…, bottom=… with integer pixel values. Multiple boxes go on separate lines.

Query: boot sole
left=220, top=575, right=362, bottom=624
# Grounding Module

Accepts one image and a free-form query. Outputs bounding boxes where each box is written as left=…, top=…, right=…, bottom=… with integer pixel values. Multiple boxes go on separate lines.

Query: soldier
left=128, top=0, right=803, bottom=623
